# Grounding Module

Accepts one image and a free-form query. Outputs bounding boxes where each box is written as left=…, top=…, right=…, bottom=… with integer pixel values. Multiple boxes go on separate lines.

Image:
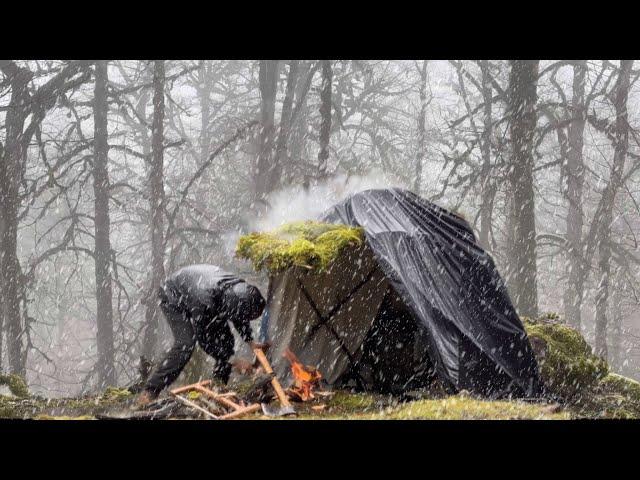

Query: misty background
left=1, top=60, right=638, bottom=397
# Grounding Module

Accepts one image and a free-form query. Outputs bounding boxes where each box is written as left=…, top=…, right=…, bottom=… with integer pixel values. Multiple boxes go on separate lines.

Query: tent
left=260, top=188, right=544, bottom=398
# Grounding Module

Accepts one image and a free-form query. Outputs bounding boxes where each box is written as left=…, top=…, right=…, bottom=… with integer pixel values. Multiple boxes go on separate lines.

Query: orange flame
left=283, top=348, right=322, bottom=401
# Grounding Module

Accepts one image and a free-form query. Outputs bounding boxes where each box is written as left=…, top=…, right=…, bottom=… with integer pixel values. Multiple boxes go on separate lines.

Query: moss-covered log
left=524, top=316, right=608, bottom=399
left=523, top=313, right=640, bottom=418
left=0, top=374, right=30, bottom=398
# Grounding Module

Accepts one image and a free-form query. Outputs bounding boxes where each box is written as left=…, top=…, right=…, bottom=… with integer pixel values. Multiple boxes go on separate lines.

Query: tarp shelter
left=262, top=188, right=544, bottom=398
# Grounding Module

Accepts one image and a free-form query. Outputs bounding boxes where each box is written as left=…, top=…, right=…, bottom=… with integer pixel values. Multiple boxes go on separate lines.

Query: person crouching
left=137, top=264, right=266, bottom=406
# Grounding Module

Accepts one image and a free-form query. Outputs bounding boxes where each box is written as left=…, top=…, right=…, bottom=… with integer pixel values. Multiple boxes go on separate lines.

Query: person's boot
left=210, top=362, right=232, bottom=390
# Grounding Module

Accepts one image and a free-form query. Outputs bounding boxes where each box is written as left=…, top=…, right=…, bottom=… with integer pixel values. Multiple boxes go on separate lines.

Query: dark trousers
left=145, top=304, right=235, bottom=395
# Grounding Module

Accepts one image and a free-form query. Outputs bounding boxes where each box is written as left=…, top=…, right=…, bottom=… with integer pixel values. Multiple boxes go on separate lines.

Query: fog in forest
left=1, top=60, right=639, bottom=397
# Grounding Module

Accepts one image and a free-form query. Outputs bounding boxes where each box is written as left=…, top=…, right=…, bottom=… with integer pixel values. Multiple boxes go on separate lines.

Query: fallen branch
left=170, top=380, right=211, bottom=395
left=194, top=385, right=243, bottom=410
left=171, top=394, right=219, bottom=419
left=219, top=404, right=261, bottom=420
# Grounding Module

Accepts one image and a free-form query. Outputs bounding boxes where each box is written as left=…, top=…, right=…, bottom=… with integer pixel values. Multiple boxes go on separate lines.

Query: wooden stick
left=194, top=385, right=243, bottom=411
left=219, top=403, right=261, bottom=420
left=170, top=380, right=211, bottom=395
left=198, top=397, right=227, bottom=416
left=171, top=393, right=218, bottom=419
left=253, top=347, right=292, bottom=408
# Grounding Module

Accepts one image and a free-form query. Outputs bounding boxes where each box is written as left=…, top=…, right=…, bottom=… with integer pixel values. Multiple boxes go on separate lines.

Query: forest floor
left=3, top=384, right=638, bottom=420
left=0, top=387, right=569, bottom=420
left=2, top=315, right=640, bottom=420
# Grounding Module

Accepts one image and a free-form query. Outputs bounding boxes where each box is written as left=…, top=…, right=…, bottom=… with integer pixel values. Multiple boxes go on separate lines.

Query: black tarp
left=321, top=188, right=544, bottom=398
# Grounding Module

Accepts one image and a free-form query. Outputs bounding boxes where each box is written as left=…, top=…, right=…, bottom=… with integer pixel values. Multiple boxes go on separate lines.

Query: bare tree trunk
left=0, top=139, right=4, bottom=372
left=0, top=65, right=31, bottom=376
left=595, top=59, right=632, bottom=359
left=0, top=60, right=88, bottom=376
left=271, top=60, right=299, bottom=191
left=414, top=61, right=427, bottom=194
left=478, top=60, right=494, bottom=250
left=610, top=269, right=623, bottom=370
left=93, top=60, right=116, bottom=387
left=287, top=61, right=316, bottom=186
left=317, top=60, right=332, bottom=179
left=253, top=60, right=279, bottom=206
left=507, top=60, right=540, bottom=319
left=563, top=60, right=587, bottom=330
left=198, top=60, right=211, bottom=167
left=143, top=60, right=167, bottom=360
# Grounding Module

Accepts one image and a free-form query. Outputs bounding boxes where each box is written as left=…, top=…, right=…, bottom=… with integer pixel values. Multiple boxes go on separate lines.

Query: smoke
left=219, top=170, right=403, bottom=262
left=254, top=170, right=403, bottom=232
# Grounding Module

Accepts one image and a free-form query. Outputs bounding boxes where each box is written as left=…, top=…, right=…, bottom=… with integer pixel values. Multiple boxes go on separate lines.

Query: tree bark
left=0, top=139, right=3, bottom=372
left=563, top=60, right=587, bottom=330
left=198, top=60, right=211, bottom=167
left=610, top=270, right=623, bottom=370
left=143, top=60, right=167, bottom=360
left=414, top=61, right=427, bottom=194
left=317, top=60, right=332, bottom=179
left=0, top=60, right=89, bottom=376
left=253, top=60, right=279, bottom=206
left=287, top=61, right=316, bottom=186
left=0, top=65, right=31, bottom=376
left=93, top=60, right=116, bottom=387
left=0, top=142, right=5, bottom=372
left=478, top=60, right=495, bottom=250
left=595, top=59, right=632, bottom=359
left=271, top=60, right=299, bottom=191
left=507, top=60, right=540, bottom=319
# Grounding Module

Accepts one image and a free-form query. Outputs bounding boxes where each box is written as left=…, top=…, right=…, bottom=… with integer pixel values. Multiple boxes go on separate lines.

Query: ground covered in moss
left=0, top=387, right=568, bottom=420
left=1, top=313, right=639, bottom=420
left=290, top=391, right=569, bottom=420
left=0, top=387, right=135, bottom=420
left=236, top=221, right=364, bottom=273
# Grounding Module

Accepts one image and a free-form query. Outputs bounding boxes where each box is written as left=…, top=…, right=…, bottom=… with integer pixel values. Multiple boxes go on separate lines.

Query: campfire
left=283, top=348, right=322, bottom=402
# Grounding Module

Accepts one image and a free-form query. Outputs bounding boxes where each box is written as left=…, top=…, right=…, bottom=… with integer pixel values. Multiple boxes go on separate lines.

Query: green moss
left=0, top=385, right=138, bottom=419
left=294, top=391, right=568, bottom=420
left=0, top=395, right=16, bottom=418
left=0, top=374, right=30, bottom=398
left=236, top=221, right=364, bottom=273
left=539, top=312, right=561, bottom=322
left=524, top=317, right=608, bottom=399
left=291, top=391, right=386, bottom=419
left=325, top=391, right=376, bottom=412
left=601, top=373, right=640, bottom=402
left=376, top=395, right=569, bottom=420
left=576, top=373, right=640, bottom=418
left=0, top=395, right=39, bottom=418
left=101, top=386, right=133, bottom=401
left=34, top=414, right=95, bottom=420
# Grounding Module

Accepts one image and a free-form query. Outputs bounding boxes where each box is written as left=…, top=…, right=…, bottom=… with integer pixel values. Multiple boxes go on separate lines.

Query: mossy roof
left=236, top=221, right=365, bottom=274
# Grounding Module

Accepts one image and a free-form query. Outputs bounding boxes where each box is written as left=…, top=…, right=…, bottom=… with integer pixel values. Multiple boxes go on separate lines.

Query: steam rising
left=220, top=171, right=402, bottom=260
left=255, top=170, right=402, bottom=231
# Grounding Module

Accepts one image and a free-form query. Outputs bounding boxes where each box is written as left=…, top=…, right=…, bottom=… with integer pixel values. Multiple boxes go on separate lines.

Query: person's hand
left=249, top=340, right=271, bottom=351
left=136, top=390, right=157, bottom=409
left=231, top=357, right=256, bottom=375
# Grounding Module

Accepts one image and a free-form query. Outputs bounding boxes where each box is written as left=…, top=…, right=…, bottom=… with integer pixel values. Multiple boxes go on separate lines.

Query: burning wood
left=283, top=348, right=322, bottom=401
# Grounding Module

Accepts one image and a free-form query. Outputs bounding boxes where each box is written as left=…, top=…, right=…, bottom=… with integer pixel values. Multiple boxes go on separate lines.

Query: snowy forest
left=0, top=59, right=639, bottom=403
